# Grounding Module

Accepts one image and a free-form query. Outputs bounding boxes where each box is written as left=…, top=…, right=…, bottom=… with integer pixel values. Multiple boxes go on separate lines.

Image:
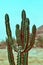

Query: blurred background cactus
left=5, top=10, right=36, bottom=65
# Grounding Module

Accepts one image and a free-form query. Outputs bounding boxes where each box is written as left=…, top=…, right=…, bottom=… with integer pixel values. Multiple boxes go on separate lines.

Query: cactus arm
left=26, top=25, right=36, bottom=51
left=5, top=14, right=13, bottom=46
left=15, top=24, right=21, bottom=46
left=5, top=14, right=15, bottom=65
left=21, top=10, right=26, bottom=49
left=22, top=25, right=36, bottom=53
left=21, top=9, right=26, bottom=20
left=5, top=14, right=12, bottom=38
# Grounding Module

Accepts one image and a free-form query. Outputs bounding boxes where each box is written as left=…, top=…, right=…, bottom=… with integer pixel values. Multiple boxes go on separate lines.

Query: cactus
left=5, top=14, right=13, bottom=46
left=17, top=46, right=21, bottom=65
left=5, top=14, right=15, bottom=65
left=15, top=10, right=36, bottom=65
left=20, top=10, right=29, bottom=65
left=6, top=39, right=15, bottom=65
left=15, top=24, right=21, bottom=46
left=5, top=10, right=36, bottom=65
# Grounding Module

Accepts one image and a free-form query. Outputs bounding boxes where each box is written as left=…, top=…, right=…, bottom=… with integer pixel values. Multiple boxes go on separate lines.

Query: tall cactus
left=5, top=14, right=15, bottom=65
left=15, top=10, right=36, bottom=65
left=23, top=18, right=29, bottom=65
left=20, top=10, right=30, bottom=65
left=5, top=10, right=36, bottom=65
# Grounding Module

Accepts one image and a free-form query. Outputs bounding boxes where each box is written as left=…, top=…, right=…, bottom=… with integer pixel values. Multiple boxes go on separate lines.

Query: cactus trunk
left=7, top=41, right=15, bottom=65
left=17, top=46, right=21, bottom=65
left=24, top=53, right=28, bottom=65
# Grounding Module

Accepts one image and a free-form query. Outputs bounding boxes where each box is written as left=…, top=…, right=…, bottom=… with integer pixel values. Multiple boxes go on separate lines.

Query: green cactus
left=5, top=10, right=36, bottom=65
left=17, top=46, right=22, bottom=65
left=21, top=10, right=26, bottom=48
left=16, top=24, right=21, bottom=46
left=23, top=18, right=30, bottom=65
left=5, top=14, right=15, bottom=65
left=6, top=39, right=15, bottom=65
left=23, top=24, right=36, bottom=53
left=20, top=10, right=30, bottom=65
left=5, top=14, right=13, bottom=46
left=21, top=9, right=26, bottom=20
left=15, top=10, right=36, bottom=65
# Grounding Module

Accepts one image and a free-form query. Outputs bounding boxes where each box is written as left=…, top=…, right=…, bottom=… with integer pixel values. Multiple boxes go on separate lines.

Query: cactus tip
left=5, top=13, right=9, bottom=21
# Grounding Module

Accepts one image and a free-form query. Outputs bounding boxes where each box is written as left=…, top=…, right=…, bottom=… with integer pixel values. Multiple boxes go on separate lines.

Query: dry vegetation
left=0, top=48, right=43, bottom=65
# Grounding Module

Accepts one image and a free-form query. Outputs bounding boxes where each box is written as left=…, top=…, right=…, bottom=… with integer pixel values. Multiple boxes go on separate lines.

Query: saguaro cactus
left=5, top=10, right=36, bottom=65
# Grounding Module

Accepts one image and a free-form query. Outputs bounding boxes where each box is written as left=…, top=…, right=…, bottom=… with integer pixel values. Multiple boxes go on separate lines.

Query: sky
left=0, top=0, right=43, bottom=42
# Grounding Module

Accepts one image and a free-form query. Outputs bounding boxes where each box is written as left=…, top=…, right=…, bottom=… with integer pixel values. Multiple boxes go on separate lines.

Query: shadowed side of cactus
left=5, top=14, right=15, bottom=65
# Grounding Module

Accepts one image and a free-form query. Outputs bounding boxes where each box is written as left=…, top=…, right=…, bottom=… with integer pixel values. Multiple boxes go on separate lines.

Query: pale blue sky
left=0, top=0, right=43, bottom=41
